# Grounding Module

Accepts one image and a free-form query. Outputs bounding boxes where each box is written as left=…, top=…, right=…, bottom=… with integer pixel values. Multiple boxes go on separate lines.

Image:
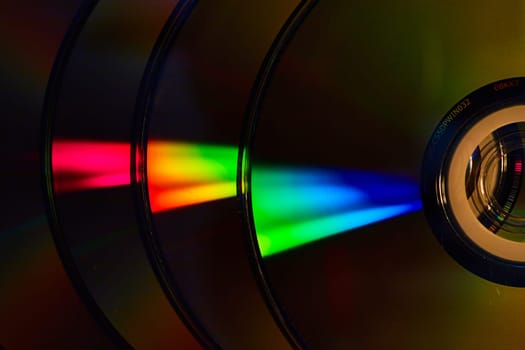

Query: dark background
left=0, top=1, right=115, bottom=348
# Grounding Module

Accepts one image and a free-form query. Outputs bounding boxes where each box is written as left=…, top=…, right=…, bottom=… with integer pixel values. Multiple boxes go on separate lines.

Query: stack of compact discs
left=40, top=0, right=307, bottom=348
left=6, top=0, right=525, bottom=348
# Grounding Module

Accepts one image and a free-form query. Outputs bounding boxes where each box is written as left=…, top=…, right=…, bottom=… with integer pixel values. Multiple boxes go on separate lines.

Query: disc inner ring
left=446, top=105, right=525, bottom=262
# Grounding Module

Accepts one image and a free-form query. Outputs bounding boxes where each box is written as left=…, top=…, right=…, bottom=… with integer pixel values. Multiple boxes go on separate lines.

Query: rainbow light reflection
left=52, top=140, right=422, bottom=256
left=252, top=167, right=422, bottom=256
left=147, top=141, right=237, bottom=212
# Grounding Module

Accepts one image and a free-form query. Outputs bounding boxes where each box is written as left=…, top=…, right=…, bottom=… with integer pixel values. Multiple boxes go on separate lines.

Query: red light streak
left=52, top=140, right=129, bottom=192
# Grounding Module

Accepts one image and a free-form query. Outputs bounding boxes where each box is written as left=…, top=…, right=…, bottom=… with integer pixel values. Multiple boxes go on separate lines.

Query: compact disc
left=242, top=0, right=525, bottom=348
left=43, top=1, right=205, bottom=348
left=0, top=0, right=116, bottom=348
left=134, top=0, right=309, bottom=348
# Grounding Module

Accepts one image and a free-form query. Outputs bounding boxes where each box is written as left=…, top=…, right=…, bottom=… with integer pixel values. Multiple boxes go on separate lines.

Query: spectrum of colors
left=147, top=141, right=237, bottom=212
left=252, top=167, right=422, bottom=256
left=52, top=140, right=422, bottom=256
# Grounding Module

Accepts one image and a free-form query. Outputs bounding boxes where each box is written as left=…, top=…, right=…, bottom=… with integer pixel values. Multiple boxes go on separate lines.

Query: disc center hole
left=466, top=123, right=525, bottom=240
